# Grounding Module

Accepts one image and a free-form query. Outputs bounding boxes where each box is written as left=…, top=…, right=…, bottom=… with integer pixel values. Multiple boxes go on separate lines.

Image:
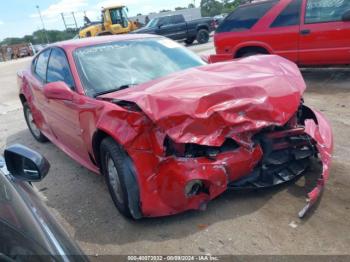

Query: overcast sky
left=0, top=0, right=195, bottom=40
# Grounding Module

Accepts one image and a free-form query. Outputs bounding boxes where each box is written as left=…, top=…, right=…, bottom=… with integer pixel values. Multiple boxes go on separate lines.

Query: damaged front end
left=227, top=104, right=333, bottom=218
left=100, top=55, right=333, bottom=218
left=151, top=104, right=333, bottom=218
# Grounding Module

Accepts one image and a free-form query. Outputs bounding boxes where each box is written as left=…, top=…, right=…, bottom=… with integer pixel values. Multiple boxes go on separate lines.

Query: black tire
left=240, top=52, right=260, bottom=58
left=23, top=102, right=48, bottom=143
left=100, top=137, right=142, bottom=219
left=184, top=37, right=195, bottom=45
left=196, top=29, right=209, bottom=44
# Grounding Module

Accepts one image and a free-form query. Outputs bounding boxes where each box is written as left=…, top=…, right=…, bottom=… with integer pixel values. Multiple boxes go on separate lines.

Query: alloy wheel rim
left=107, top=157, right=124, bottom=204
left=26, top=109, right=41, bottom=138
left=200, top=32, right=208, bottom=42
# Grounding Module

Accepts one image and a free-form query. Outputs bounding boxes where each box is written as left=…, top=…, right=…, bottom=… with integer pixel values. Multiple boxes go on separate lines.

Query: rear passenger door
left=171, top=15, right=187, bottom=40
left=157, top=16, right=184, bottom=39
left=299, top=0, right=350, bottom=65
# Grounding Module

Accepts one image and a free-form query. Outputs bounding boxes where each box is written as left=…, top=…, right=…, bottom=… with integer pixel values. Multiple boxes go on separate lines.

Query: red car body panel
left=213, top=0, right=350, bottom=65
left=18, top=35, right=333, bottom=218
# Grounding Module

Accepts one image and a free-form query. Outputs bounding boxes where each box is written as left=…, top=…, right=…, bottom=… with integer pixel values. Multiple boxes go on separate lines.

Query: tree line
left=0, top=29, right=78, bottom=46
left=200, top=0, right=252, bottom=17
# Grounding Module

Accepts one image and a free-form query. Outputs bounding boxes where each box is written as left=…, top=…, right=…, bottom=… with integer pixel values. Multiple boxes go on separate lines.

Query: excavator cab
left=79, top=5, right=138, bottom=38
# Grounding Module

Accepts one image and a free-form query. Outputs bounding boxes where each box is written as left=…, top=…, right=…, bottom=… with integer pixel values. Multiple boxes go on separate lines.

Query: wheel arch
left=196, top=24, right=209, bottom=32
left=234, top=42, right=273, bottom=58
left=92, top=128, right=115, bottom=168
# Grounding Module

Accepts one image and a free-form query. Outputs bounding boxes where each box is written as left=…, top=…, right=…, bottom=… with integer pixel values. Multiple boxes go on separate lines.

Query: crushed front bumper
left=130, top=107, right=332, bottom=218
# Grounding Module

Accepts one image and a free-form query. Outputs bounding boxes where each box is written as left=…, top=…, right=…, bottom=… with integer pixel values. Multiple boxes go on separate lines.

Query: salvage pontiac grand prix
left=17, top=35, right=333, bottom=219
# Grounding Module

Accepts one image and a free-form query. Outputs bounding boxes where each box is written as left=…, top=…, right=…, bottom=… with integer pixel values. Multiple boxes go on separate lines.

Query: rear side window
left=271, top=0, right=302, bottom=27
left=305, top=0, right=350, bottom=24
left=216, top=1, right=277, bottom=33
left=47, top=48, right=75, bottom=88
left=34, top=49, right=51, bottom=82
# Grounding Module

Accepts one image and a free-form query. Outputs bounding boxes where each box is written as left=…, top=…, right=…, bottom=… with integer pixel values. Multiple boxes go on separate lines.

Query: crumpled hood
left=101, top=55, right=306, bottom=146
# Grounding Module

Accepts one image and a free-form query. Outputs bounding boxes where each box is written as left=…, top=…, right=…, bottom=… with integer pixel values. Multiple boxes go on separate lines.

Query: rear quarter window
left=216, top=1, right=277, bottom=33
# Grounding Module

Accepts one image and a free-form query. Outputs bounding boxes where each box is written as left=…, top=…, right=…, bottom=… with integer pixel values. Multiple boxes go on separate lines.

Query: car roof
left=50, top=34, right=159, bottom=50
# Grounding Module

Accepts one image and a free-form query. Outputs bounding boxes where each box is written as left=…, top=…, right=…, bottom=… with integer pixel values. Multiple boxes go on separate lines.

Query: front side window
left=159, top=16, right=172, bottom=26
left=47, top=48, right=75, bottom=88
left=146, top=18, right=159, bottom=28
left=271, top=0, right=302, bottom=27
left=74, top=38, right=205, bottom=97
left=305, top=0, right=350, bottom=24
left=34, top=49, right=51, bottom=82
left=216, top=1, right=277, bottom=33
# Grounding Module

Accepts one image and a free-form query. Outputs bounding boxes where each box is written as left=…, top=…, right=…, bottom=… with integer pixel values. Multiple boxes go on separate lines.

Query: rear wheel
left=100, top=137, right=142, bottom=219
left=23, top=102, right=48, bottom=143
left=196, top=29, right=209, bottom=44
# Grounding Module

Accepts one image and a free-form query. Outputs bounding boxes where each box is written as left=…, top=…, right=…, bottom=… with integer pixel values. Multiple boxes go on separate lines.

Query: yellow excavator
left=79, top=4, right=139, bottom=38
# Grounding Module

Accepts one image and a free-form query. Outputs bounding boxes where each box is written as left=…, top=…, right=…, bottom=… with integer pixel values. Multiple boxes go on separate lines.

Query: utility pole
left=72, top=12, right=78, bottom=30
left=61, top=13, right=68, bottom=30
left=36, top=5, right=49, bottom=44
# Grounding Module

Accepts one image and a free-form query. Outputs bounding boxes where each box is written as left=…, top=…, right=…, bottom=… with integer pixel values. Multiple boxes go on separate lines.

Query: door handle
left=300, top=29, right=311, bottom=35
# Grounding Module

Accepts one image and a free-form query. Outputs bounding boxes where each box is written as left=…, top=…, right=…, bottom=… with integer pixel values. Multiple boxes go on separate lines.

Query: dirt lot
left=0, top=45, right=350, bottom=255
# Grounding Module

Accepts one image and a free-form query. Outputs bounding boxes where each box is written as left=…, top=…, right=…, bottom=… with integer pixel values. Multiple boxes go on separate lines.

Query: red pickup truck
left=212, top=0, right=350, bottom=66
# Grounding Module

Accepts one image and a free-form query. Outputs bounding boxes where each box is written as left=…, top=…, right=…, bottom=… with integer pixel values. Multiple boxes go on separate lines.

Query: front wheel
left=100, top=137, right=142, bottom=219
left=184, top=37, right=195, bottom=45
left=196, top=29, right=209, bottom=44
left=23, top=102, right=48, bottom=143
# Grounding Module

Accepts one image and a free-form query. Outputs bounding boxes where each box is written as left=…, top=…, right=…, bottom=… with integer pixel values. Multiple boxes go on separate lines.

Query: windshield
left=145, top=18, right=159, bottom=28
left=74, top=38, right=206, bottom=97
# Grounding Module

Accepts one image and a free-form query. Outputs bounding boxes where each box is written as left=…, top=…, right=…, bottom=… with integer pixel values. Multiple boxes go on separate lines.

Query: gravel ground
left=0, top=43, right=349, bottom=256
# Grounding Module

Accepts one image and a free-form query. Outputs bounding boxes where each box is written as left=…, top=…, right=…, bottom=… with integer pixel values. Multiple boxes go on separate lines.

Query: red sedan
left=212, top=0, right=350, bottom=65
left=18, top=35, right=333, bottom=219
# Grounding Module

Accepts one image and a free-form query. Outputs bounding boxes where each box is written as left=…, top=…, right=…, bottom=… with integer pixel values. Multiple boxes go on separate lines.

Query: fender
left=233, top=41, right=274, bottom=57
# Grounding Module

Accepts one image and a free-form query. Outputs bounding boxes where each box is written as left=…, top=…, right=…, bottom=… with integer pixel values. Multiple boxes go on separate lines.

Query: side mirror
left=4, top=144, right=50, bottom=182
left=43, top=81, right=73, bottom=101
left=342, top=10, right=350, bottom=21
left=158, top=24, right=163, bottom=28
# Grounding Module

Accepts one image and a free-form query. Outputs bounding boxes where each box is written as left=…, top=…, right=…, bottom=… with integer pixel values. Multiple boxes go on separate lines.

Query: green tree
left=188, top=3, right=195, bottom=8
left=0, top=29, right=79, bottom=46
left=200, top=0, right=223, bottom=17
left=221, top=0, right=252, bottom=13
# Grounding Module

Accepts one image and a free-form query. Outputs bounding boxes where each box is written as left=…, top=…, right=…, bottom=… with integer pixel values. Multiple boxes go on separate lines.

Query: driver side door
left=44, top=48, right=90, bottom=163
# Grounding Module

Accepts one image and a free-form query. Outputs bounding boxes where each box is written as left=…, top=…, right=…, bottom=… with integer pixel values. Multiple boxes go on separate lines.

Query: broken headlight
left=164, top=137, right=239, bottom=158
